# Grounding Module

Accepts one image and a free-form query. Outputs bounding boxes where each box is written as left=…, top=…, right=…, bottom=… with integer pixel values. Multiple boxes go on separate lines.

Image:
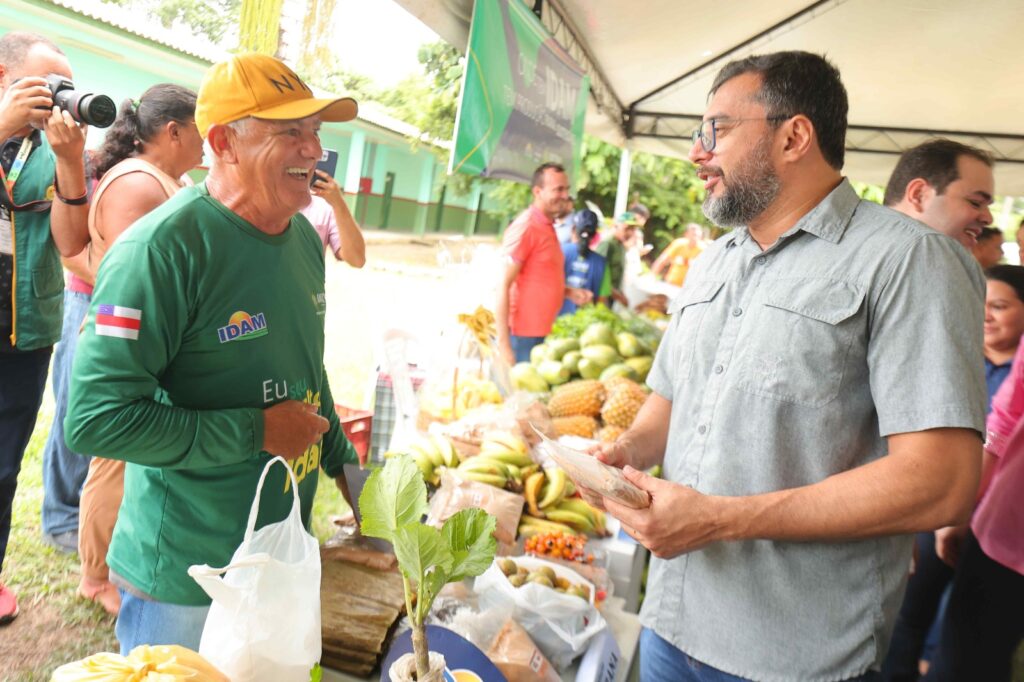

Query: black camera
left=45, top=74, right=115, bottom=128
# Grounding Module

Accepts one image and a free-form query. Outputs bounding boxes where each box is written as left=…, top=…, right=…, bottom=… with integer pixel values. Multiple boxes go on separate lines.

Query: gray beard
left=702, top=140, right=781, bottom=227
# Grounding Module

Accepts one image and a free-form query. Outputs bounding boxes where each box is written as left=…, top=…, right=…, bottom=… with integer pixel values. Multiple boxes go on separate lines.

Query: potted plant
left=359, top=454, right=497, bottom=682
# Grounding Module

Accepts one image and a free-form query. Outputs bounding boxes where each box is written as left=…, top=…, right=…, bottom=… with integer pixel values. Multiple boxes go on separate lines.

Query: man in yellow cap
left=65, top=54, right=360, bottom=651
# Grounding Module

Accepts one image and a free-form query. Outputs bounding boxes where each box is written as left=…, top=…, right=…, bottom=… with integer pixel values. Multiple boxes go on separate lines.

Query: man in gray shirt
left=590, top=51, right=985, bottom=681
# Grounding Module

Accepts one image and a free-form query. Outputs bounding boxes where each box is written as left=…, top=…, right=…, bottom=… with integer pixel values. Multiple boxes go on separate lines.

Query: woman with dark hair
left=883, top=265, right=1024, bottom=681
left=38, top=83, right=201, bottom=615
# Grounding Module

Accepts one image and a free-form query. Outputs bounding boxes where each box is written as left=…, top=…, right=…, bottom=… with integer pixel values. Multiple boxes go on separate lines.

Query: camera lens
left=53, top=90, right=116, bottom=128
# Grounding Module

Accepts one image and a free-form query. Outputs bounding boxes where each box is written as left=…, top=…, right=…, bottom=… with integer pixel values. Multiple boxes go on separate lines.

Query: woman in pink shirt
left=925, top=336, right=1024, bottom=680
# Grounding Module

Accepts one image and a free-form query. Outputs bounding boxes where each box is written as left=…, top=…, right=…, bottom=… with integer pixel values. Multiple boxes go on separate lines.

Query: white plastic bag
left=187, top=456, right=321, bottom=682
left=473, top=556, right=606, bottom=670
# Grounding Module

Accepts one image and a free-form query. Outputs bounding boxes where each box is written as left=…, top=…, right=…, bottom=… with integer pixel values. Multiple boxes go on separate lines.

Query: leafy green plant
left=360, top=455, right=497, bottom=679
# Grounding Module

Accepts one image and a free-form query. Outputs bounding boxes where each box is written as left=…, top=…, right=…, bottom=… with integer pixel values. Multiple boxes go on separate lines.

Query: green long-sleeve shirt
left=66, top=183, right=355, bottom=605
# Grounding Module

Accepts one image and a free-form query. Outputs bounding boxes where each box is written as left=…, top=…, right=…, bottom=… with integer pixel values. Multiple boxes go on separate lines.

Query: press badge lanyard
left=5, top=137, right=32, bottom=186
left=0, top=137, right=50, bottom=212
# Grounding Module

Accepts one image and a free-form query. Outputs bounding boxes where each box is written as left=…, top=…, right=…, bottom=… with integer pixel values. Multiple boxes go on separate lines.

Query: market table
left=322, top=595, right=641, bottom=682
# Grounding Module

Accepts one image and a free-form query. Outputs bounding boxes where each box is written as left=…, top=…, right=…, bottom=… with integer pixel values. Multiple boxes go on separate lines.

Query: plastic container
left=334, top=404, right=373, bottom=465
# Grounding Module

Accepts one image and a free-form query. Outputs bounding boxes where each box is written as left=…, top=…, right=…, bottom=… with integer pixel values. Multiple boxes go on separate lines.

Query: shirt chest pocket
left=669, top=280, right=724, bottom=383
left=736, top=279, right=864, bottom=407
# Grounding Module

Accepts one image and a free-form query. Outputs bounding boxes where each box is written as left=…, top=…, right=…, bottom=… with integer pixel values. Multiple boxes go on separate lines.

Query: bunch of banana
left=453, top=377, right=503, bottom=418
left=517, top=514, right=577, bottom=538
left=544, top=497, right=609, bottom=536
left=453, top=432, right=535, bottom=491
left=406, top=434, right=460, bottom=486
left=524, top=467, right=571, bottom=516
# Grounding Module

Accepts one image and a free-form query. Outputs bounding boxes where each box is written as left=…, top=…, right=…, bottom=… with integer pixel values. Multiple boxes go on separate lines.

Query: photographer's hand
left=0, top=76, right=52, bottom=139
left=44, top=106, right=87, bottom=163
left=46, top=106, right=90, bottom=256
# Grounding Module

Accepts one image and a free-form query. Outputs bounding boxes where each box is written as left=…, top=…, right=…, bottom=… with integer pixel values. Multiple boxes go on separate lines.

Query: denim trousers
left=510, top=335, right=545, bottom=363
left=640, top=628, right=882, bottom=682
left=116, top=590, right=211, bottom=654
left=0, top=345, right=53, bottom=570
left=41, top=289, right=91, bottom=536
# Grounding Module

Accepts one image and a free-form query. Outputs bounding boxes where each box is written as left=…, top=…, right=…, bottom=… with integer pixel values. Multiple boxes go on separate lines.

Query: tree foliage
left=101, top=0, right=241, bottom=43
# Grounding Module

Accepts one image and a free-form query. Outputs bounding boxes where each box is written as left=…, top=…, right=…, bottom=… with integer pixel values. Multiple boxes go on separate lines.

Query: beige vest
left=87, top=158, right=183, bottom=271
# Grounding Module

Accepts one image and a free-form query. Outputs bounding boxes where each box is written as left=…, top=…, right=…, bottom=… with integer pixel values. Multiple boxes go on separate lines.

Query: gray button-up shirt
left=644, top=180, right=986, bottom=681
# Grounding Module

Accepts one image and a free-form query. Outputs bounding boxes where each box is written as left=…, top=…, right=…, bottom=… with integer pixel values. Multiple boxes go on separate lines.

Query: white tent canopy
left=395, top=0, right=1024, bottom=195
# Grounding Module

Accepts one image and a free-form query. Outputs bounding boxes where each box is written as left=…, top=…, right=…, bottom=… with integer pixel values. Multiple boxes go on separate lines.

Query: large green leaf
left=359, top=455, right=429, bottom=543
left=442, top=508, right=497, bottom=583
left=393, top=523, right=453, bottom=587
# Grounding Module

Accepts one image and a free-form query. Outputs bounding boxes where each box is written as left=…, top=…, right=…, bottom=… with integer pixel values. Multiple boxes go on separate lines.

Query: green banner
left=449, top=0, right=590, bottom=186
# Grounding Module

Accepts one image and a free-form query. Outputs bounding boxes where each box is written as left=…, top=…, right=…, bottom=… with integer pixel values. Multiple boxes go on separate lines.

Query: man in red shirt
left=497, top=163, right=580, bottom=364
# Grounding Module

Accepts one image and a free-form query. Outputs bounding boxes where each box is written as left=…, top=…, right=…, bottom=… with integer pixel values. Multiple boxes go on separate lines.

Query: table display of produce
left=50, top=305, right=659, bottom=682
left=317, top=305, right=661, bottom=681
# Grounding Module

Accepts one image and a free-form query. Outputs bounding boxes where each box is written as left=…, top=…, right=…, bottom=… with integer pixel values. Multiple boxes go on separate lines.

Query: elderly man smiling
left=65, top=54, right=359, bottom=651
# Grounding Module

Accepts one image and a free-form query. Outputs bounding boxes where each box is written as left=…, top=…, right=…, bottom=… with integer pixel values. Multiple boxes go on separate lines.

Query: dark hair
left=94, top=83, right=197, bottom=178
left=711, top=51, right=848, bottom=170
left=986, top=265, right=1024, bottom=303
left=977, top=227, right=1003, bottom=243
left=628, top=202, right=650, bottom=220
left=531, top=162, right=565, bottom=189
left=882, top=139, right=994, bottom=207
left=0, top=32, right=63, bottom=70
left=572, top=209, right=598, bottom=235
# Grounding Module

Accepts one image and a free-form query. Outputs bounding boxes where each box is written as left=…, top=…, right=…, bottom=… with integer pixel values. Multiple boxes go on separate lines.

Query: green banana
left=410, top=439, right=444, bottom=468
left=458, top=457, right=510, bottom=478
left=410, top=449, right=436, bottom=482
left=486, top=432, right=528, bottom=456
left=478, top=442, right=533, bottom=467
left=505, top=464, right=522, bottom=484
left=563, top=479, right=577, bottom=498
left=517, top=515, right=576, bottom=537
left=538, top=468, right=568, bottom=510
left=556, top=498, right=608, bottom=535
left=461, top=471, right=508, bottom=488
left=430, top=433, right=460, bottom=468
left=543, top=508, right=595, bottom=533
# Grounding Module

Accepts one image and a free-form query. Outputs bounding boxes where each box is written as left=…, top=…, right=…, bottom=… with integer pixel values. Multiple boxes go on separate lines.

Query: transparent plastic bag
left=473, top=556, right=606, bottom=670
left=187, top=457, right=321, bottom=682
left=532, top=428, right=651, bottom=509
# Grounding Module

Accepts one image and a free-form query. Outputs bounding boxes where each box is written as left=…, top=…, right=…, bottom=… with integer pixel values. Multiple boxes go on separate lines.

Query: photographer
left=0, top=31, right=89, bottom=626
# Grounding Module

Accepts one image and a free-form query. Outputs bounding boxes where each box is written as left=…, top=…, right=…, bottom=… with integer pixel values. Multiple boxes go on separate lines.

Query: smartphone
left=310, top=148, right=339, bottom=187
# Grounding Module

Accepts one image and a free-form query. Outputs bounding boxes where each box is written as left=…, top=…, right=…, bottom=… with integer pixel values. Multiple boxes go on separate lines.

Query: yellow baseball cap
left=194, top=53, right=358, bottom=138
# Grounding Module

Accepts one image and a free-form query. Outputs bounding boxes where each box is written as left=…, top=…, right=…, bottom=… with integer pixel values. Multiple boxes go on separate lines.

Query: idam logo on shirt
left=217, top=310, right=268, bottom=343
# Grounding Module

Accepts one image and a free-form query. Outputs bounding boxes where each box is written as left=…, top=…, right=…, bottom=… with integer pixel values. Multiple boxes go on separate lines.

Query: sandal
left=78, top=578, right=121, bottom=616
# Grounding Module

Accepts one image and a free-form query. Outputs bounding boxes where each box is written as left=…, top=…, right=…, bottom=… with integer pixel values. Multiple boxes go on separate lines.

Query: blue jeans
left=640, top=628, right=881, bottom=682
left=41, top=289, right=91, bottom=536
left=0, top=345, right=53, bottom=571
left=116, top=590, right=210, bottom=654
left=881, top=531, right=954, bottom=681
left=510, top=335, right=544, bottom=363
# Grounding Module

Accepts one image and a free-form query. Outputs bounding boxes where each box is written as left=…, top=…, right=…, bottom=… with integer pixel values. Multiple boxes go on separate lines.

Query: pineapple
left=552, top=415, right=598, bottom=438
left=597, top=424, right=626, bottom=442
left=547, top=380, right=605, bottom=417
left=601, top=382, right=647, bottom=428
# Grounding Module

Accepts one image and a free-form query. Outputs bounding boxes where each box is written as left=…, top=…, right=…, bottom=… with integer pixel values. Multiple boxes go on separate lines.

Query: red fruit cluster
left=524, top=531, right=594, bottom=563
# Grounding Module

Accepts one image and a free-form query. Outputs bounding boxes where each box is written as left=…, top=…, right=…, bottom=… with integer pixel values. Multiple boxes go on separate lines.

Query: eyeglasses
left=691, top=116, right=791, bottom=152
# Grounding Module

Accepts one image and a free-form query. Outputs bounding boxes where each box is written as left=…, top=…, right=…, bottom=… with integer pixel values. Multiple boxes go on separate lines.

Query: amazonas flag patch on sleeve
left=95, top=304, right=142, bottom=340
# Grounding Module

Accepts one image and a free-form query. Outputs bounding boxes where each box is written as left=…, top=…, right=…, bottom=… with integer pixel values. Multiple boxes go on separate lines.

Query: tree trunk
left=412, top=623, right=430, bottom=680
